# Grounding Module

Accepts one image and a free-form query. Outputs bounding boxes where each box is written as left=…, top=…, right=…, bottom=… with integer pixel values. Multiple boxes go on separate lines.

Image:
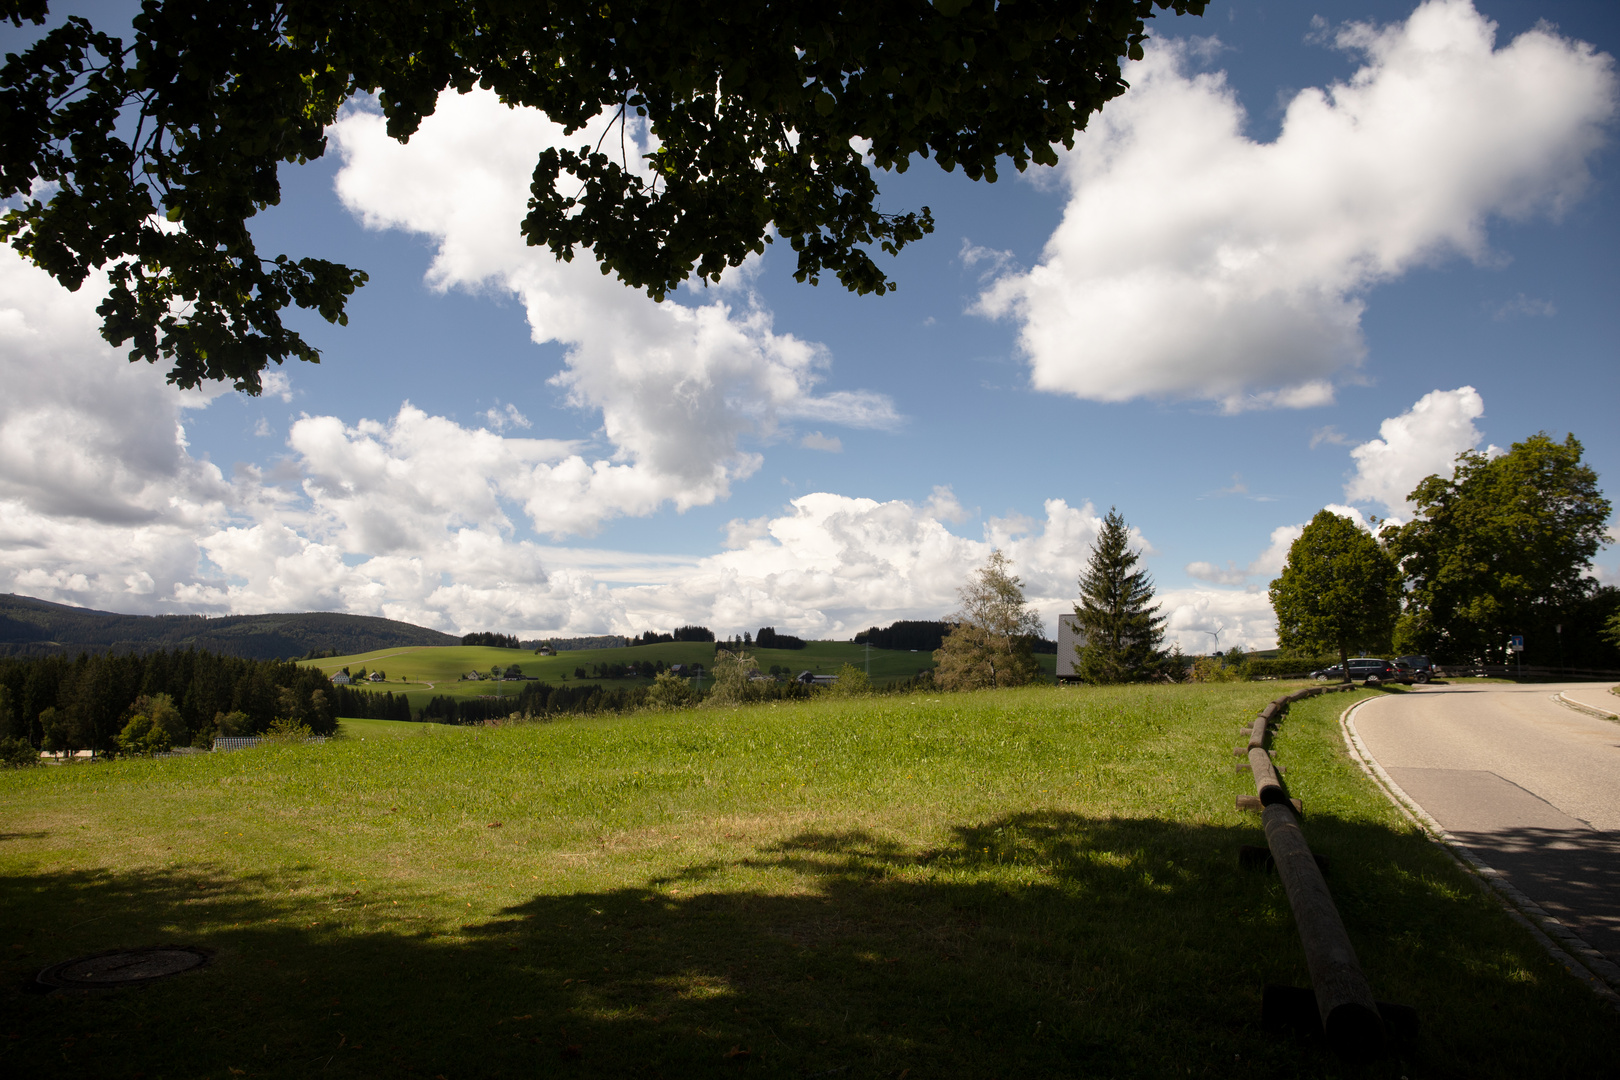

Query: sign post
left=1509, top=635, right=1524, bottom=680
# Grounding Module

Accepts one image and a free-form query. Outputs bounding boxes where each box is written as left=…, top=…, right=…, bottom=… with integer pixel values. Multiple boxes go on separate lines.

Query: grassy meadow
left=300, top=640, right=1056, bottom=710
left=1, top=683, right=1614, bottom=1078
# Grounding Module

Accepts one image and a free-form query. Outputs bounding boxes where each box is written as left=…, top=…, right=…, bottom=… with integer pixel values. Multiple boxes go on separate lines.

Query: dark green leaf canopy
left=1268, top=509, right=1398, bottom=675
left=1, top=0, right=1204, bottom=391
left=1384, top=433, right=1611, bottom=663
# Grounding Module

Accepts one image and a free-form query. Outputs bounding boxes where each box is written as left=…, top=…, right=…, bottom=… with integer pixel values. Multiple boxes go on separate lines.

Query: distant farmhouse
left=331, top=671, right=351, bottom=685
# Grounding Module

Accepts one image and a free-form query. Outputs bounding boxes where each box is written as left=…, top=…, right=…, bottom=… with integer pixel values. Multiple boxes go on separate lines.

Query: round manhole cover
left=38, top=946, right=211, bottom=989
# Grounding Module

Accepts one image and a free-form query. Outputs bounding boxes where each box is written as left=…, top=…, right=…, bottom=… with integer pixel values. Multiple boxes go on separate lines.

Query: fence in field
left=1232, top=684, right=1416, bottom=1059
left=210, top=736, right=328, bottom=752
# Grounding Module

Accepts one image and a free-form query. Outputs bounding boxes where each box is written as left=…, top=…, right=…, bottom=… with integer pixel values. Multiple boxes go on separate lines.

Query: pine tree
left=1073, top=508, right=1166, bottom=684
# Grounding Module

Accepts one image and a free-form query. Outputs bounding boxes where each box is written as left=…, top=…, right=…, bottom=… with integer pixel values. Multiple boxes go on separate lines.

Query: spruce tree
left=1073, top=508, right=1166, bottom=684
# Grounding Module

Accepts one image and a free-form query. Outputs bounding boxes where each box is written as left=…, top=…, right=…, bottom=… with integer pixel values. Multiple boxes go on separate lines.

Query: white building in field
left=1056, top=614, right=1087, bottom=682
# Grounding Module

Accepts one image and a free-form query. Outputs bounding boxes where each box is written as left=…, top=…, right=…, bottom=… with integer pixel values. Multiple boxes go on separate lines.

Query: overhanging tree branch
left=2, top=0, right=1205, bottom=391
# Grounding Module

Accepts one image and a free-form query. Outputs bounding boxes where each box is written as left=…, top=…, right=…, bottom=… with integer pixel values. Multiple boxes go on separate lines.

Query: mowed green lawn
left=1, top=684, right=1613, bottom=1078
left=301, top=641, right=1053, bottom=708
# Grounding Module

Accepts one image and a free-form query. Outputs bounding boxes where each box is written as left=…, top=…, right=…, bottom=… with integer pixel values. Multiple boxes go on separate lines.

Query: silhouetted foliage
left=522, top=635, right=628, bottom=651
left=854, top=620, right=952, bottom=652
left=461, top=632, right=521, bottom=649
left=421, top=682, right=647, bottom=723
left=631, top=626, right=715, bottom=646
left=331, top=685, right=414, bottom=722
left=755, top=627, right=807, bottom=650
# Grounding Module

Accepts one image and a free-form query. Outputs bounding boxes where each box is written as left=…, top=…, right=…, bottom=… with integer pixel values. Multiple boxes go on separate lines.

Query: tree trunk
left=1338, top=641, right=1350, bottom=684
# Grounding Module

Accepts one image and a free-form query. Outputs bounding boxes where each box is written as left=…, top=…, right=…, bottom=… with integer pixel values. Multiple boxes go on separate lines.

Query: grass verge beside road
left=1, top=684, right=1614, bottom=1077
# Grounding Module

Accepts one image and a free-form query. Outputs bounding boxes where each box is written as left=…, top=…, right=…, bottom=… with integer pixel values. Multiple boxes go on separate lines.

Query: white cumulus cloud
left=1344, top=386, right=1493, bottom=518
left=611, top=493, right=1108, bottom=640
left=1160, top=587, right=1281, bottom=653
left=328, top=90, right=898, bottom=533
left=977, top=0, right=1615, bottom=409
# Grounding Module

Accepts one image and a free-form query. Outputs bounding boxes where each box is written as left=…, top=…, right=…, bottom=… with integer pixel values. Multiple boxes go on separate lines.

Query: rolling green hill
left=0, top=593, right=459, bottom=660
left=301, top=639, right=1056, bottom=714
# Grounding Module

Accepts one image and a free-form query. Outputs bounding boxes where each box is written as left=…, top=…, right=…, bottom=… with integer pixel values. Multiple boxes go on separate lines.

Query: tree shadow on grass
left=1, top=812, right=1615, bottom=1079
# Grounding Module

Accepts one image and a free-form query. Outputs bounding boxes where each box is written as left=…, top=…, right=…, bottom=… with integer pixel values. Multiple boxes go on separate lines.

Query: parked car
left=1310, top=657, right=1399, bottom=685
left=1397, top=654, right=1432, bottom=683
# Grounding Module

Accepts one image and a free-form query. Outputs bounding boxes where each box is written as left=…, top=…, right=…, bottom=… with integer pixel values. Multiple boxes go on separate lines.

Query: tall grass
left=0, top=684, right=1612, bottom=1077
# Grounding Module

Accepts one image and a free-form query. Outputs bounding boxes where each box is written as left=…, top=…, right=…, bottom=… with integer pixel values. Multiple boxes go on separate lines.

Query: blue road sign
left=1510, top=635, right=1524, bottom=652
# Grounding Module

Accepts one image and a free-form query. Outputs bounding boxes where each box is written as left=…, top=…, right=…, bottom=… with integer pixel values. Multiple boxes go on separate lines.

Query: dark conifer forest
left=0, top=649, right=339, bottom=754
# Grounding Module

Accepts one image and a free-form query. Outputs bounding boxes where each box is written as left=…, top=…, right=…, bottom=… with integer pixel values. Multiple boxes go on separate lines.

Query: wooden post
left=1262, top=802, right=1384, bottom=1058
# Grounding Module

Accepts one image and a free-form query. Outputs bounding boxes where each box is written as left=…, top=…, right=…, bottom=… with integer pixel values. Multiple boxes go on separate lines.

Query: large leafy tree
left=1072, top=507, right=1165, bottom=683
left=1, top=0, right=1204, bottom=392
left=933, top=549, right=1043, bottom=691
left=1384, top=433, right=1611, bottom=664
left=1269, top=509, right=1399, bottom=680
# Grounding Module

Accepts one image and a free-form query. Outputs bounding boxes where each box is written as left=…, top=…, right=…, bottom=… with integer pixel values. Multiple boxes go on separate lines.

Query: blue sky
left=3, top=0, right=1617, bottom=649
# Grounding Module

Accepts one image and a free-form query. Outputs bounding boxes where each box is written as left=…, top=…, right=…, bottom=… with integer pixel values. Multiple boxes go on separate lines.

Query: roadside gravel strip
left=1339, top=697, right=1620, bottom=1011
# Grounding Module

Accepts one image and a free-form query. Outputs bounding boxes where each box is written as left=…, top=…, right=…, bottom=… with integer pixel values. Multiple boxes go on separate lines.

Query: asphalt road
left=1353, top=681, right=1620, bottom=964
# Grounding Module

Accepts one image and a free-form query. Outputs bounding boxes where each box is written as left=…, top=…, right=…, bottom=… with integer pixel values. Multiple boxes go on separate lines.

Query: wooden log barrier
left=1249, top=747, right=1289, bottom=805
left=1239, top=843, right=1328, bottom=873
left=1226, top=681, right=1393, bottom=1057
left=1261, top=801, right=1385, bottom=1057
left=1237, top=794, right=1301, bottom=814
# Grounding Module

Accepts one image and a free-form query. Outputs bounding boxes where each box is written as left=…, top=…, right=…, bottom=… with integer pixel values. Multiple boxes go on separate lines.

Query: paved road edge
left=1337, top=696, right=1620, bottom=1010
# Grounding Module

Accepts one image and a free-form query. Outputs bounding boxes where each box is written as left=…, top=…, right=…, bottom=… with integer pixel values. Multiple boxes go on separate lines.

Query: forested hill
left=0, top=594, right=458, bottom=660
